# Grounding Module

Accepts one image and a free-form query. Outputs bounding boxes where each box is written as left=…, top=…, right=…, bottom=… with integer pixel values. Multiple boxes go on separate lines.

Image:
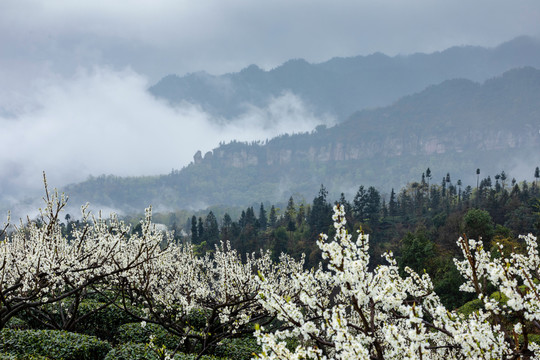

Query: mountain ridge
left=149, top=36, right=540, bottom=121
left=64, top=66, right=540, bottom=212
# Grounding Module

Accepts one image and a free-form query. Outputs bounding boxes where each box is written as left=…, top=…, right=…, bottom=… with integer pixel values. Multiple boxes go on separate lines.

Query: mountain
left=149, top=36, right=540, bottom=121
left=64, top=67, right=540, bottom=212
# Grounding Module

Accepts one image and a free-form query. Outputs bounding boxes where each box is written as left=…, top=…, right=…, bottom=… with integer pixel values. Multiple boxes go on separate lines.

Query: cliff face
left=198, top=127, right=540, bottom=170
left=192, top=67, right=540, bottom=171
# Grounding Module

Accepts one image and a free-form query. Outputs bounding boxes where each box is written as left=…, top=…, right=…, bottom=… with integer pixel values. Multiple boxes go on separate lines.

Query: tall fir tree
left=259, top=203, right=268, bottom=230
left=191, top=215, right=198, bottom=243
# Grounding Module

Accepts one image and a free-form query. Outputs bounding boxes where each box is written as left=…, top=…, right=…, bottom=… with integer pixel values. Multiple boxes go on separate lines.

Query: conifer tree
left=353, top=185, right=367, bottom=222
left=191, top=215, right=198, bottom=243
left=389, top=188, right=397, bottom=216
left=203, top=211, right=219, bottom=248
left=221, top=213, right=232, bottom=239
left=309, top=185, right=332, bottom=236
left=197, top=217, right=204, bottom=241
left=259, top=203, right=268, bottom=230
left=269, top=205, right=277, bottom=228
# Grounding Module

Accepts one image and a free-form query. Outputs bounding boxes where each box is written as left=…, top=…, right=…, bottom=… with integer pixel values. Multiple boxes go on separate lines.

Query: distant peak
left=497, top=35, right=539, bottom=47
left=281, top=58, right=310, bottom=67
left=240, top=64, right=264, bottom=74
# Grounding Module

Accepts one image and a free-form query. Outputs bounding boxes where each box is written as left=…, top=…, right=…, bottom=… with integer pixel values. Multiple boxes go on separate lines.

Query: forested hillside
left=5, top=170, right=540, bottom=359
left=150, top=36, right=540, bottom=120
left=64, top=67, right=540, bottom=212
left=124, top=168, right=540, bottom=309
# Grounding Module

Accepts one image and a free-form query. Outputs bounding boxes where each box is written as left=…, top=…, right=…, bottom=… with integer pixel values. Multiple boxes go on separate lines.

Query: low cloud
left=0, top=67, right=334, bottom=209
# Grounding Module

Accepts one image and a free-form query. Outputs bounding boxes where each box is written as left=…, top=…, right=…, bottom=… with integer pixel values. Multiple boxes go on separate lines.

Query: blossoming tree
left=255, top=204, right=539, bottom=359
left=0, top=177, right=163, bottom=330
left=3, top=179, right=539, bottom=359
left=117, top=239, right=303, bottom=357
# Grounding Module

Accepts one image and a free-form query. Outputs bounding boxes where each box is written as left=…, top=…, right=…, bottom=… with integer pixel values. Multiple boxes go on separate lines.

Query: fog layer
left=0, top=67, right=334, bottom=202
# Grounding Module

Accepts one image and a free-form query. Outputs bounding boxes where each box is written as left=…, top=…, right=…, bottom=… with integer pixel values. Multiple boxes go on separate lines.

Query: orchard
left=0, top=181, right=539, bottom=359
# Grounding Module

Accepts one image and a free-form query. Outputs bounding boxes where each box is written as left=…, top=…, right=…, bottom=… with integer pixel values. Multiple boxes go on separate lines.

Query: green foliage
left=74, top=300, right=139, bottom=341
left=490, top=290, right=510, bottom=305
left=520, top=334, right=540, bottom=345
left=0, top=353, right=49, bottom=360
left=5, top=318, right=29, bottom=330
left=211, top=337, right=260, bottom=360
left=398, top=228, right=434, bottom=274
left=104, top=343, right=225, bottom=360
left=20, top=298, right=139, bottom=342
left=0, top=329, right=111, bottom=360
left=457, top=299, right=483, bottom=317
left=104, top=343, right=159, bottom=360
left=186, top=309, right=209, bottom=331
left=433, top=260, right=475, bottom=310
left=114, top=323, right=182, bottom=351
left=463, top=208, right=494, bottom=242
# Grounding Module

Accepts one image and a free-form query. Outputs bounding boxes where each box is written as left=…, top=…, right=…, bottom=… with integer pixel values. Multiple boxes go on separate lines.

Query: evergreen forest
left=111, top=167, right=540, bottom=311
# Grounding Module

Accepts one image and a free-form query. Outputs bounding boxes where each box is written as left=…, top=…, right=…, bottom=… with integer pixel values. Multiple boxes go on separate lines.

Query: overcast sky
left=1, top=0, right=540, bottom=204
left=2, top=0, right=540, bottom=82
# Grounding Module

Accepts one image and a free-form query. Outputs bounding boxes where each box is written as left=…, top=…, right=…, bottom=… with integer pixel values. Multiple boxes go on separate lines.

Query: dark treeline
left=60, top=167, right=540, bottom=309
left=185, top=167, right=540, bottom=309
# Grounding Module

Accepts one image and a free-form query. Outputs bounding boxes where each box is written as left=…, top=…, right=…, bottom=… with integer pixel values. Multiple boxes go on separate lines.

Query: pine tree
left=259, top=203, right=268, bottom=230
left=309, top=185, right=332, bottom=236
left=191, top=215, right=198, bottom=243
left=269, top=205, right=277, bottom=228
left=426, top=167, right=432, bottom=188
left=500, top=171, right=507, bottom=191
left=353, top=185, right=367, bottom=222
left=203, top=211, right=219, bottom=248
left=197, top=217, right=204, bottom=242
left=365, top=186, right=381, bottom=224
left=389, top=188, right=397, bottom=217
left=221, top=213, right=232, bottom=239
left=285, top=196, right=296, bottom=225
left=296, top=203, right=306, bottom=226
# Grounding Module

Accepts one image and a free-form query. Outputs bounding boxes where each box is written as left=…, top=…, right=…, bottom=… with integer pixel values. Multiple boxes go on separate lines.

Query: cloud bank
left=1, top=0, right=539, bottom=82
left=0, top=67, right=334, bottom=204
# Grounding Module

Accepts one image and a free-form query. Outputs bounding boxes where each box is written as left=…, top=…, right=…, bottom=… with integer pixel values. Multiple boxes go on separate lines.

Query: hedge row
left=212, top=337, right=260, bottom=360
left=0, top=329, right=111, bottom=360
left=104, top=342, right=224, bottom=360
left=0, top=353, right=49, bottom=360
left=1, top=321, right=259, bottom=359
left=115, top=322, right=183, bottom=350
left=18, top=299, right=139, bottom=342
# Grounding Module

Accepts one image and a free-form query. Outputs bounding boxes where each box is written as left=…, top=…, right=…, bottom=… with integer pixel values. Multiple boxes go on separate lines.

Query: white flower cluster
left=119, top=237, right=304, bottom=354
left=0, top=187, right=163, bottom=328
left=254, top=204, right=539, bottom=359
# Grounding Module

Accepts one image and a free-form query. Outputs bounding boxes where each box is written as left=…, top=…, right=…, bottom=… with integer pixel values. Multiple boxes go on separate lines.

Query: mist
left=0, top=67, right=334, bottom=205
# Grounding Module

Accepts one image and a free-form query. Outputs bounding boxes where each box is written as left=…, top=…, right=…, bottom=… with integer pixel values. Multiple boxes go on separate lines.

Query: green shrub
left=457, top=298, right=483, bottom=317
left=527, top=334, right=540, bottom=344
left=0, top=353, right=49, bottom=360
left=186, top=309, right=209, bottom=331
left=104, top=343, right=223, bottom=360
left=489, top=291, right=509, bottom=305
left=115, top=322, right=182, bottom=351
left=5, top=318, right=29, bottom=330
left=0, top=329, right=111, bottom=360
left=104, top=343, right=161, bottom=360
left=212, top=337, right=260, bottom=360
left=19, top=299, right=139, bottom=342
left=73, top=300, right=139, bottom=341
